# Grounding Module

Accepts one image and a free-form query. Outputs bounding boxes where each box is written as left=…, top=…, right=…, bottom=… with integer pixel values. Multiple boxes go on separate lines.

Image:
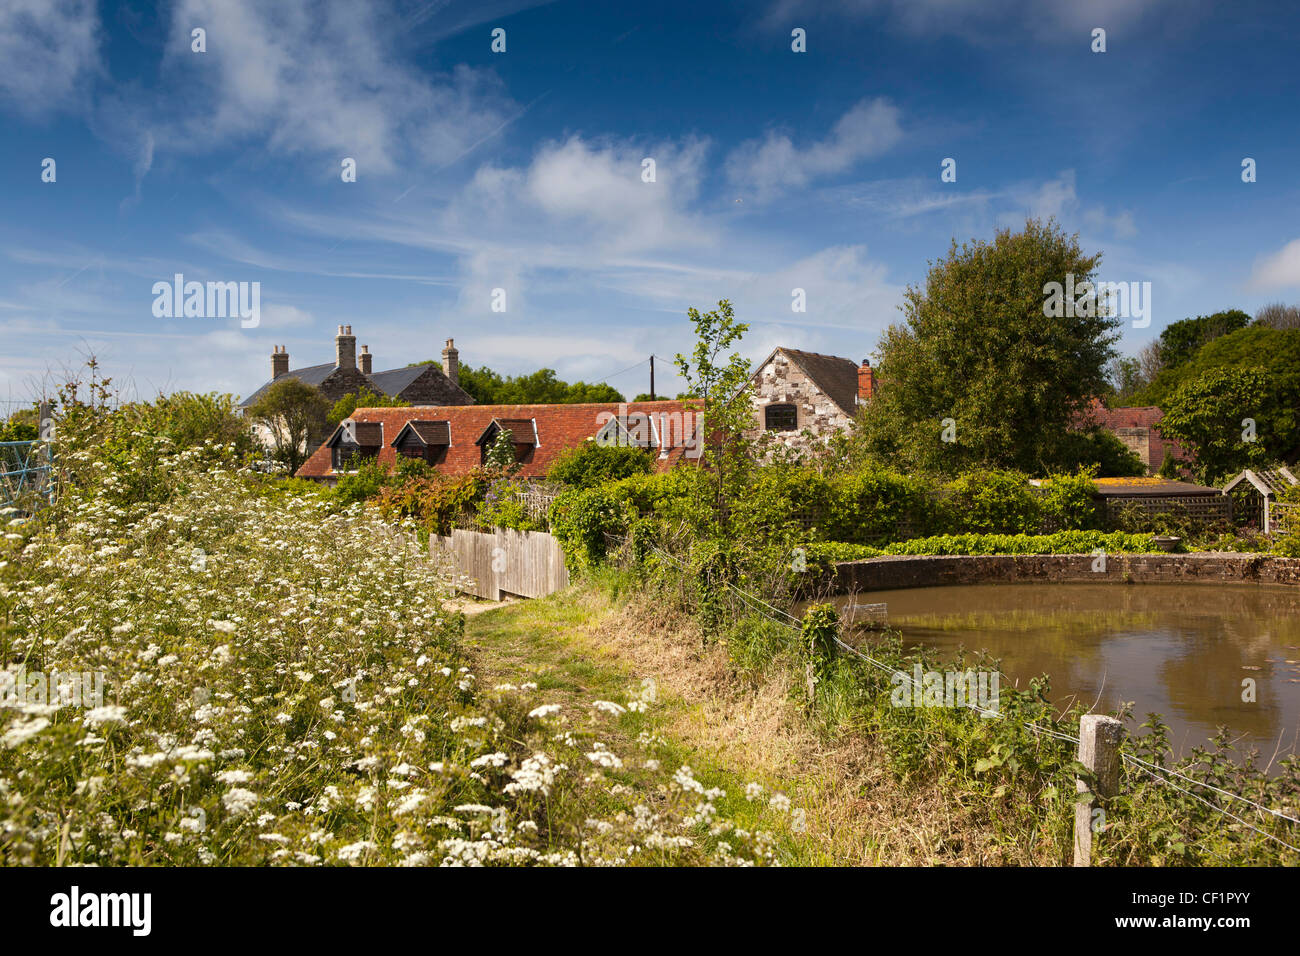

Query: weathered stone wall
left=748, top=351, right=853, bottom=455
left=830, top=553, right=1300, bottom=593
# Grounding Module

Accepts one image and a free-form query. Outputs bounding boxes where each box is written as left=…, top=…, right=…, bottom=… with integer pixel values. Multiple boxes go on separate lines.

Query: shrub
left=804, top=531, right=1159, bottom=562
left=476, top=478, right=544, bottom=532
left=1038, top=468, right=1102, bottom=530
left=333, top=458, right=390, bottom=506
left=548, top=486, right=631, bottom=569
left=939, top=469, right=1041, bottom=534
left=825, top=467, right=935, bottom=542
left=547, top=442, right=654, bottom=488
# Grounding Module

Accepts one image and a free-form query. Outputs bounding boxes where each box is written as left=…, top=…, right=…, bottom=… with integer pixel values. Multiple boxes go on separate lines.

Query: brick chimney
left=359, top=344, right=372, bottom=375
left=335, top=325, right=356, bottom=369
left=271, top=345, right=289, bottom=379
left=857, top=359, right=876, bottom=403
left=441, top=338, right=459, bottom=385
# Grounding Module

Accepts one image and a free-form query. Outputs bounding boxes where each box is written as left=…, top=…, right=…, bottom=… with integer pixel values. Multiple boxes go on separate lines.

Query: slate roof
left=239, top=363, right=336, bottom=408
left=758, top=348, right=862, bottom=416
left=367, top=365, right=431, bottom=397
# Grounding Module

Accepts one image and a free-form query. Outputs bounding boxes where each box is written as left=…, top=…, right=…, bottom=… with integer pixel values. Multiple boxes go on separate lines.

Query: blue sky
left=2, top=0, right=1299, bottom=407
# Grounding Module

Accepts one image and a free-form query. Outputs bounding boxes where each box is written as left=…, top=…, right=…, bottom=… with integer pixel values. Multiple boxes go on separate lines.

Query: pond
left=829, top=582, right=1300, bottom=761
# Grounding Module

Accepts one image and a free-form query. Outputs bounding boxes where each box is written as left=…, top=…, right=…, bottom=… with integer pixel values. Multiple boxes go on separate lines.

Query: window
left=333, top=443, right=378, bottom=471
left=765, top=403, right=797, bottom=432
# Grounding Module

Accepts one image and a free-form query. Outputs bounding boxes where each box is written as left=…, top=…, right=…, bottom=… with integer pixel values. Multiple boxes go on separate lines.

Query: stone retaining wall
left=832, top=552, right=1300, bottom=593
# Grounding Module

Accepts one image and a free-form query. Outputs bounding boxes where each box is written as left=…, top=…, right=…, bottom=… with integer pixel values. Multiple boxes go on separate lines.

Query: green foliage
left=799, top=604, right=840, bottom=683
left=939, top=469, right=1042, bottom=534
left=547, top=442, right=654, bottom=488
left=375, top=471, right=484, bottom=536
left=674, top=299, right=754, bottom=541
left=857, top=219, right=1120, bottom=475
left=548, top=486, right=630, bottom=569
left=483, top=427, right=519, bottom=474
left=434, top=364, right=626, bottom=405
left=0, top=417, right=38, bottom=442
left=327, top=388, right=408, bottom=426
left=476, top=478, right=544, bottom=532
left=333, top=458, right=390, bottom=506
left=824, top=467, right=936, bottom=542
left=804, top=530, right=1158, bottom=562
left=1038, top=467, right=1102, bottom=530
left=1156, top=309, right=1251, bottom=370
left=1056, top=427, right=1147, bottom=477
left=1158, top=367, right=1275, bottom=484
left=246, top=377, right=331, bottom=474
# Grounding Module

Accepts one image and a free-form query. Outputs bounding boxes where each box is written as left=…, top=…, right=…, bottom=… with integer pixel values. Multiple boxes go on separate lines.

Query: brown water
left=830, top=583, right=1300, bottom=759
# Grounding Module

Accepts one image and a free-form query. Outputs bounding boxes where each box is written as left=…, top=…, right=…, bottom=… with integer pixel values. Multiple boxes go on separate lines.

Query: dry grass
left=465, top=581, right=1035, bottom=866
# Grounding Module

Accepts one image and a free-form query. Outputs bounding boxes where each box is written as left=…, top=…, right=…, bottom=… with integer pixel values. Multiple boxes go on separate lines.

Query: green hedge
left=806, top=531, right=1159, bottom=562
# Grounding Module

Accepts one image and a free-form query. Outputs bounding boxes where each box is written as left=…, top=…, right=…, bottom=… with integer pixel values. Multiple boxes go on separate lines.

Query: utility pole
left=649, top=355, right=655, bottom=401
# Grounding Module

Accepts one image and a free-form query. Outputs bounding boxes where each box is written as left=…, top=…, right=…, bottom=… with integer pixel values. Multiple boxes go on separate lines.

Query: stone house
left=240, top=326, right=474, bottom=453
left=746, top=346, right=875, bottom=453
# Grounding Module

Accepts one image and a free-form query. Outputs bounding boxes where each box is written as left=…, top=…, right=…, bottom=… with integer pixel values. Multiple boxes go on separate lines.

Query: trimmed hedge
left=805, top=531, right=1159, bottom=562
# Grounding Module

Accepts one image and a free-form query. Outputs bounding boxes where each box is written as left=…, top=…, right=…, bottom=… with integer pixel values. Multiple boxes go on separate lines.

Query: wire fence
left=627, top=535, right=1300, bottom=857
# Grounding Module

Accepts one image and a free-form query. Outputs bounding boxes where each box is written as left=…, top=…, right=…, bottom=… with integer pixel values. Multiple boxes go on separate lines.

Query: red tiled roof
left=296, top=401, right=700, bottom=480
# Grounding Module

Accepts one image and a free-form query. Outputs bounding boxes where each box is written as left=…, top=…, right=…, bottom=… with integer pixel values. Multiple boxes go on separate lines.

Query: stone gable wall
left=747, top=351, right=854, bottom=455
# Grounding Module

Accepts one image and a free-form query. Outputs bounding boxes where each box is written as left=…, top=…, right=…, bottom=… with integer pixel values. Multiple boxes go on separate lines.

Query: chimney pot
left=442, top=338, right=460, bottom=386
left=272, top=345, right=289, bottom=379
left=335, top=325, right=357, bottom=370
left=359, top=344, right=372, bottom=375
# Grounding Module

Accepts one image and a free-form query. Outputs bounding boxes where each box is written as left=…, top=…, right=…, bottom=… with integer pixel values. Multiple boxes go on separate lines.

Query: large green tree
left=246, top=377, right=331, bottom=473
left=1157, top=367, right=1274, bottom=484
left=859, top=219, right=1121, bottom=474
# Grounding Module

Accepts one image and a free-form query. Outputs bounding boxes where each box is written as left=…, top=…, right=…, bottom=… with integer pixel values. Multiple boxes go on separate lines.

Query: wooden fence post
left=1073, top=714, right=1124, bottom=867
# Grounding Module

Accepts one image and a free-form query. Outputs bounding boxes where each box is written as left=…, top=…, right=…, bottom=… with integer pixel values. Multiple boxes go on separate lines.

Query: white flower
left=592, top=700, right=626, bottom=716
left=528, top=704, right=561, bottom=719
left=83, top=706, right=127, bottom=726
left=222, top=788, right=258, bottom=816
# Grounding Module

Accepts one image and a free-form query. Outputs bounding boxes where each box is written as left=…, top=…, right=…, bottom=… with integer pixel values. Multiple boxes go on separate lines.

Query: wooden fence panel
left=430, top=527, right=570, bottom=600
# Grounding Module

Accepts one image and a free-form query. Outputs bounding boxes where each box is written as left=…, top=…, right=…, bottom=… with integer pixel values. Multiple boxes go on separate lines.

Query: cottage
left=1073, top=400, right=1186, bottom=475
left=296, top=401, right=700, bottom=485
left=240, top=328, right=473, bottom=414
left=747, top=347, right=875, bottom=453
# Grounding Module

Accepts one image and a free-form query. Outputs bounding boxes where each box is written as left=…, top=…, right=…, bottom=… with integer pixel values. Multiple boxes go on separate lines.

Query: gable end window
left=764, top=403, right=798, bottom=432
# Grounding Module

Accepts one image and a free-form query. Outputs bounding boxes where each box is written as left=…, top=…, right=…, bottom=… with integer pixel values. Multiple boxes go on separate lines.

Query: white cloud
left=0, top=0, right=100, bottom=115
left=761, top=0, right=1171, bottom=42
left=1085, top=205, right=1138, bottom=240
left=1248, top=239, right=1300, bottom=291
left=726, top=98, right=903, bottom=199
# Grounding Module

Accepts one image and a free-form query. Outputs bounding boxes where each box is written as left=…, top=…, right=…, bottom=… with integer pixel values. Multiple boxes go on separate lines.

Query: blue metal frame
left=0, top=440, right=53, bottom=513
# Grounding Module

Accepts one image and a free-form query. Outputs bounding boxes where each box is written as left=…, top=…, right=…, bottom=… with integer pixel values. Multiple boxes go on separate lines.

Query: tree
left=674, top=299, right=753, bottom=537
left=1158, top=367, right=1274, bottom=484
left=858, top=219, right=1120, bottom=474
left=246, top=378, right=331, bottom=473
left=1155, top=309, right=1251, bottom=370
left=1255, top=302, right=1300, bottom=330
left=327, top=388, right=408, bottom=426
left=410, top=362, right=625, bottom=404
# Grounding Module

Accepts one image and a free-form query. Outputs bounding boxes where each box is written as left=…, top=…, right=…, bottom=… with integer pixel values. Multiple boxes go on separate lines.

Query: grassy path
left=459, top=584, right=1007, bottom=865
